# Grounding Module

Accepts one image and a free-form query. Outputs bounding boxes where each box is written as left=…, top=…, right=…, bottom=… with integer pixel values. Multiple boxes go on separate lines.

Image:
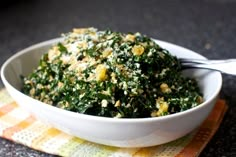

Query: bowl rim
left=0, top=38, right=223, bottom=123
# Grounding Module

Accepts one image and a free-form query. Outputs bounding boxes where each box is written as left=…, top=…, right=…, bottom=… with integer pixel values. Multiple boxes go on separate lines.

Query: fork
left=180, top=58, right=236, bottom=75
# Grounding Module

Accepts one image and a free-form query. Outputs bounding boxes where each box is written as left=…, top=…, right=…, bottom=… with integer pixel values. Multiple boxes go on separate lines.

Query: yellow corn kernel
left=96, top=64, right=107, bottom=81
left=125, top=34, right=136, bottom=42
left=132, top=45, right=145, bottom=56
left=155, top=97, right=169, bottom=116
left=102, top=48, right=112, bottom=58
left=160, top=102, right=168, bottom=112
left=157, top=102, right=169, bottom=116
left=160, top=83, right=172, bottom=93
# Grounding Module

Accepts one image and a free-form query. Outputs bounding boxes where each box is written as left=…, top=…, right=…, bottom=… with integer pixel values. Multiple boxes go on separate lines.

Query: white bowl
left=0, top=38, right=222, bottom=147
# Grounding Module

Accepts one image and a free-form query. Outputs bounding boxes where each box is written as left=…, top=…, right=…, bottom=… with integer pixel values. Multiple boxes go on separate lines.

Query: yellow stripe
left=31, top=128, right=61, bottom=148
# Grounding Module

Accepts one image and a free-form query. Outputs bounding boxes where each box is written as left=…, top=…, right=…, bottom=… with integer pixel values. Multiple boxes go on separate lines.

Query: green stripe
left=57, top=137, right=85, bottom=157
left=93, top=145, right=119, bottom=157
left=70, top=141, right=118, bottom=157
left=0, top=89, right=14, bottom=104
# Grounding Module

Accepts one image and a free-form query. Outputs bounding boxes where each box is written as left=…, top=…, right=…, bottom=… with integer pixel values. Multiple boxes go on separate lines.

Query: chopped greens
left=22, top=28, right=203, bottom=118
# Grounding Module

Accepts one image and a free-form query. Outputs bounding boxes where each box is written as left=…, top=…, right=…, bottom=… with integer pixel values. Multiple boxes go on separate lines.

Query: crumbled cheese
left=29, top=88, right=35, bottom=96
left=125, top=34, right=136, bottom=42
left=160, top=68, right=169, bottom=76
left=58, top=82, right=64, bottom=88
left=147, top=51, right=153, bottom=57
left=197, top=96, right=203, bottom=104
left=101, top=90, right=110, bottom=95
left=135, top=63, right=140, bottom=68
left=48, top=46, right=60, bottom=62
left=73, top=28, right=89, bottom=34
left=65, top=43, right=79, bottom=54
left=36, top=84, right=43, bottom=89
left=60, top=55, right=71, bottom=64
left=111, top=72, right=117, bottom=84
left=115, top=100, right=121, bottom=107
left=151, top=110, right=157, bottom=117
left=125, top=103, right=131, bottom=108
left=123, top=82, right=128, bottom=90
left=131, top=88, right=137, bottom=94
left=114, top=113, right=122, bottom=118
left=69, top=62, right=88, bottom=74
left=101, top=99, right=108, bottom=107
left=78, top=41, right=88, bottom=49
left=102, top=47, right=112, bottom=58
left=79, top=93, right=85, bottom=99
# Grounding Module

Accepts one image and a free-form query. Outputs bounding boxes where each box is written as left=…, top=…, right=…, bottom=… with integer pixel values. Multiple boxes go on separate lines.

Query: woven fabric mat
left=0, top=89, right=227, bottom=157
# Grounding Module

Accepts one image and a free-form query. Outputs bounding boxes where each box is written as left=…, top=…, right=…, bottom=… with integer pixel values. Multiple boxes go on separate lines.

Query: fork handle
left=181, top=59, right=236, bottom=75
left=180, top=58, right=236, bottom=64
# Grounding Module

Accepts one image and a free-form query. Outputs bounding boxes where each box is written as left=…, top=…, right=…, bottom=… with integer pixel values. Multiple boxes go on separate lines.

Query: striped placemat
left=0, top=89, right=227, bottom=157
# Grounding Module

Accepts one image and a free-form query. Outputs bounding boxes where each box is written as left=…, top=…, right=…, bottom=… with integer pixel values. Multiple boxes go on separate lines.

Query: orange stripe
left=133, top=146, right=158, bottom=157
left=31, top=128, right=61, bottom=148
left=0, top=102, right=18, bottom=117
left=2, top=116, right=36, bottom=140
left=175, top=100, right=228, bottom=157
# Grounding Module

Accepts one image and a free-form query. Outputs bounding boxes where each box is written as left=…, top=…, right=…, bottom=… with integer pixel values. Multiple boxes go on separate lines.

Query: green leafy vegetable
left=22, top=28, right=203, bottom=118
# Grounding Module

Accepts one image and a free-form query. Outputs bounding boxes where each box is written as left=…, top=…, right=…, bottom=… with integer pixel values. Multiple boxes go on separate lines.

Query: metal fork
left=180, top=58, right=236, bottom=75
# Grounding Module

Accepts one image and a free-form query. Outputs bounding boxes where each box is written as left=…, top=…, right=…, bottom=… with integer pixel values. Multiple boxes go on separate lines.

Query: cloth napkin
left=0, top=89, right=227, bottom=157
